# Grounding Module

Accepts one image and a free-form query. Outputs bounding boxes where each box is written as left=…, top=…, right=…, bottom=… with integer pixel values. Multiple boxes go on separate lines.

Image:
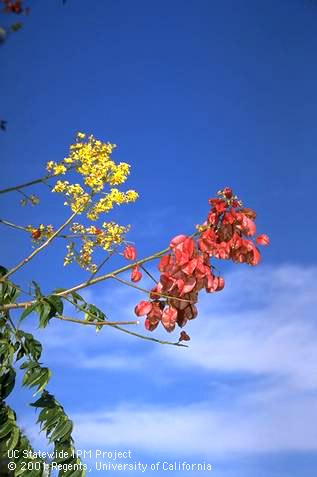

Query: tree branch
left=0, top=210, right=80, bottom=282
left=0, top=174, right=52, bottom=195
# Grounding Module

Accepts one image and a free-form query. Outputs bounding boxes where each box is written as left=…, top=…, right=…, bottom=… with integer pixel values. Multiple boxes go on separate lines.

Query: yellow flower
left=47, top=132, right=139, bottom=270
left=46, top=161, right=67, bottom=176
left=52, top=180, right=69, bottom=193
left=53, top=164, right=67, bottom=175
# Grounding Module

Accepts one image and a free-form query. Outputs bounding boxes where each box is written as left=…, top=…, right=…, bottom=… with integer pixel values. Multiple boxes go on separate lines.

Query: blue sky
left=1, top=0, right=317, bottom=476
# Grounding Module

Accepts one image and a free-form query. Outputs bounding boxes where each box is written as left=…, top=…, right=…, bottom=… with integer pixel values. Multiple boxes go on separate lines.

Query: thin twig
left=1, top=302, right=29, bottom=310
left=139, top=264, right=159, bottom=284
left=109, top=324, right=188, bottom=347
left=0, top=210, right=79, bottom=282
left=61, top=296, right=186, bottom=347
left=17, top=189, right=31, bottom=200
left=56, top=315, right=139, bottom=326
left=0, top=219, right=114, bottom=240
left=110, top=274, right=193, bottom=304
left=86, top=246, right=119, bottom=284
left=0, top=219, right=27, bottom=232
left=6, top=311, right=17, bottom=331
left=0, top=175, right=52, bottom=195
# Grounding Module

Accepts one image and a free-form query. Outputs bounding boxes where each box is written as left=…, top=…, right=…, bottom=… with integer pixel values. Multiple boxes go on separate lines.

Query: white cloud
left=72, top=352, right=144, bottom=371
left=71, top=396, right=317, bottom=455
left=27, top=263, right=317, bottom=455
left=46, top=263, right=317, bottom=391
left=159, top=264, right=317, bottom=391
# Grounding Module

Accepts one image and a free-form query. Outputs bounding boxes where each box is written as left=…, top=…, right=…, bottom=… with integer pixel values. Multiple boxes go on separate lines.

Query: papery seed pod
left=123, top=245, right=137, bottom=260
left=131, top=265, right=142, bottom=282
left=134, top=301, right=152, bottom=316
left=179, top=330, right=191, bottom=342
left=256, top=234, right=270, bottom=246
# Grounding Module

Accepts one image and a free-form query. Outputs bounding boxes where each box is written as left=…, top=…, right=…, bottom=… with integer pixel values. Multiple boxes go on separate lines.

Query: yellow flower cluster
left=64, top=243, right=75, bottom=267
left=48, top=132, right=130, bottom=192
left=99, top=221, right=130, bottom=249
left=43, top=132, right=138, bottom=271
left=87, top=188, right=138, bottom=221
left=64, top=221, right=130, bottom=271
left=46, top=162, right=67, bottom=176
left=52, top=181, right=91, bottom=213
left=47, top=132, right=138, bottom=218
left=27, top=224, right=54, bottom=243
left=79, top=239, right=95, bottom=271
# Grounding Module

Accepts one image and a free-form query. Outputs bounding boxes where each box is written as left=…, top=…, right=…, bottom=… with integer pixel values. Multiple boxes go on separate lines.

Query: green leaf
left=38, top=302, right=52, bottom=328
left=0, top=366, right=16, bottom=399
left=30, top=390, right=55, bottom=408
left=16, top=347, right=25, bottom=361
left=9, top=284, right=19, bottom=301
left=0, top=281, right=8, bottom=302
left=34, top=368, right=51, bottom=395
left=34, top=295, right=64, bottom=328
left=0, top=280, right=19, bottom=304
left=5, top=424, right=19, bottom=450
left=0, top=418, right=13, bottom=439
left=40, top=408, right=61, bottom=433
left=29, top=340, right=42, bottom=361
left=0, top=338, right=15, bottom=367
left=23, top=365, right=51, bottom=393
left=20, top=360, right=39, bottom=370
left=84, top=304, right=105, bottom=322
left=0, top=265, right=8, bottom=277
left=0, top=403, right=9, bottom=419
left=19, top=303, right=39, bottom=323
left=17, top=330, right=42, bottom=361
left=46, top=295, right=64, bottom=315
left=37, top=407, right=52, bottom=424
left=70, top=291, right=85, bottom=305
left=53, top=287, right=67, bottom=294
left=23, top=365, right=41, bottom=386
left=32, top=281, right=42, bottom=299
left=49, top=418, right=73, bottom=442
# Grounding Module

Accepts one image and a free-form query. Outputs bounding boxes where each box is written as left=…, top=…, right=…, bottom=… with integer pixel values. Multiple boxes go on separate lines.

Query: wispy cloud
left=159, top=264, right=317, bottom=391
left=27, top=263, right=317, bottom=455
left=72, top=353, right=145, bottom=371
left=40, top=264, right=317, bottom=388
left=71, top=395, right=317, bottom=455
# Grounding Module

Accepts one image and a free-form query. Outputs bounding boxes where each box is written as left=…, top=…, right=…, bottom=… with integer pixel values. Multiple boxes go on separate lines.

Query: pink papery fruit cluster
left=130, top=188, right=269, bottom=336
